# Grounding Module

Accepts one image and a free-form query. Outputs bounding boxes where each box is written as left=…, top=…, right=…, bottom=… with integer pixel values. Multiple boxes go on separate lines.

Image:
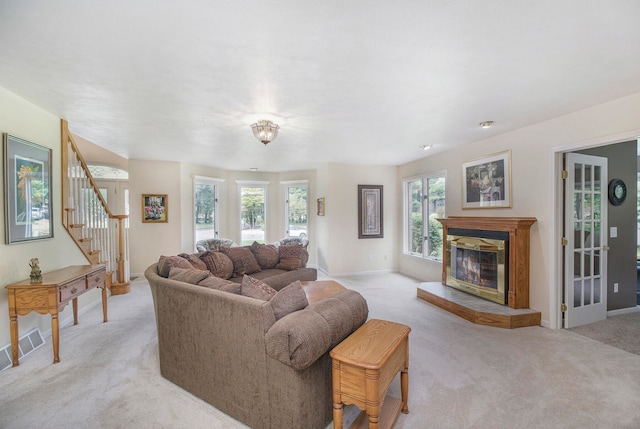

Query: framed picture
left=358, top=185, right=383, bottom=239
left=142, top=194, right=168, bottom=223
left=317, top=197, right=325, bottom=216
left=3, top=134, right=53, bottom=244
left=462, top=150, right=512, bottom=209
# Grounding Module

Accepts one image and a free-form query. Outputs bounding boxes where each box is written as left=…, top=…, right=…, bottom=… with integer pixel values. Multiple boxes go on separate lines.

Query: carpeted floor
left=2, top=272, right=640, bottom=428
left=569, top=311, right=640, bottom=356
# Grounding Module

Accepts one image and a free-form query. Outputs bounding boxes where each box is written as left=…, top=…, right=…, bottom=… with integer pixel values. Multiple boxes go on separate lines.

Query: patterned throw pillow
left=157, top=255, right=194, bottom=277
left=269, top=281, right=308, bottom=320
left=241, top=275, right=277, bottom=301
left=178, top=253, right=208, bottom=271
left=168, top=267, right=211, bottom=284
left=199, top=276, right=242, bottom=294
left=276, top=244, right=304, bottom=271
left=220, top=247, right=262, bottom=277
left=250, top=242, right=280, bottom=269
left=199, top=251, right=234, bottom=279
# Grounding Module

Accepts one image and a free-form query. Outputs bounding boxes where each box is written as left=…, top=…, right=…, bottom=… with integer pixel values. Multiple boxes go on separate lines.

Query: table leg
left=401, top=340, right=409, bottom=414
left=332, top=359, right=343, bottom=429
left=72, top=297, right=78, bottom=325
left=9, top=313, right=19, bottom=366
left=51, top=312, right=60, bottom=364
left=102, top=287, right=108, bottom=323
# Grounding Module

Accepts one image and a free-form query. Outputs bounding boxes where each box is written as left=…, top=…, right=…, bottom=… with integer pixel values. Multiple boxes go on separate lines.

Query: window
left=194, top=176, right=221, bottom=245
left=284, top=183, right=308, bottom=239
left=239, top=183, right=268, bottom=245
left=404, top=173, right=446, bottom=260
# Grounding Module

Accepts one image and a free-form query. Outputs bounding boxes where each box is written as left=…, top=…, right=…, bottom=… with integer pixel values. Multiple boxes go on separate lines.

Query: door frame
left=551, top=130, right=640, bottom=329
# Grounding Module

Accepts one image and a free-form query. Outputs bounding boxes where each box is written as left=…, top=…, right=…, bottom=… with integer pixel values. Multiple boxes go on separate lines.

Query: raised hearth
left=417, top=282, right=541, bottom=328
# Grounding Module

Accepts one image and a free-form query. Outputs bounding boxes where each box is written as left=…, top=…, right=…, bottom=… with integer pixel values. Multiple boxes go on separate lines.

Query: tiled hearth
left=417, top=282, right=541, bottom=329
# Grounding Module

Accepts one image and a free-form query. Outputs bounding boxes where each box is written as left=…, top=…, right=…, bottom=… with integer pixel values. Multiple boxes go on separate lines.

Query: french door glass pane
left=195, top=183, right=216, bottom=242
left=287, top=186, right=307, bottom=239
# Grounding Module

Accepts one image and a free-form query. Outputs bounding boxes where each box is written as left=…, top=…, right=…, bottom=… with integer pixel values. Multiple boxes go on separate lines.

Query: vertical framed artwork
left=3, top=134, right=53, bottom=244
left=358, top=185, right=383, bottom=239
left=462, top=150, right=512, bottom=209
left=317, top=197, right=325, bottom=216
left=142, top=194, right=168, bottom=223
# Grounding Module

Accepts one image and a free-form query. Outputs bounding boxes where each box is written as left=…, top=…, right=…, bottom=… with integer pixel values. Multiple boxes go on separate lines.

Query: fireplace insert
left=445, top=231, right=508, bottom=305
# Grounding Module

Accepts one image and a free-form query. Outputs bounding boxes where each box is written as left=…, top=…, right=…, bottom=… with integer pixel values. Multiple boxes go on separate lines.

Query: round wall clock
left=608, top=178, right=627, bottom=206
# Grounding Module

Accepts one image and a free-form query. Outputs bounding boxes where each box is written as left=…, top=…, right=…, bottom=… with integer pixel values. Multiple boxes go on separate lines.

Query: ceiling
left=1, top=1, right=640, bottom=172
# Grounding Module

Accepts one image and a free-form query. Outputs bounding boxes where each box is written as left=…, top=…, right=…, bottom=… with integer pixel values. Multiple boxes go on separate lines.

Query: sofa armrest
left=265, top=290, right=368, bottom=370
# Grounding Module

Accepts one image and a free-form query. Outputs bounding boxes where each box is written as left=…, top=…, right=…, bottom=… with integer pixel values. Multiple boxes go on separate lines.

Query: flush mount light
left=419, top=144, right=433, bottom=151
left=479, top=121, right=494, bottom=129
left=250, top=120, right=279, bottom=145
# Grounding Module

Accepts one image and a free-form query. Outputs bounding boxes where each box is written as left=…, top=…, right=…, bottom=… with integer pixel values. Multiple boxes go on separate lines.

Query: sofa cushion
left=178, top=252, right=208, bottom=271
left=250, top=242, right=280, bottom=269
left=221, top=246, right=262, bottom=277
left=269, top=281, right=308, bottom=320
left=265, top=289, right=368, bottom=370
left=198, top=275, right=242, bottom=294
left=276, top=244, right=304, bottom=270
left=168, top=267, right=211, bottom=284
left=199, top=251, right=234, bottom=279
left=241, top=275, right=277, bottom=300
left=157, top=255, right=194, bottom=278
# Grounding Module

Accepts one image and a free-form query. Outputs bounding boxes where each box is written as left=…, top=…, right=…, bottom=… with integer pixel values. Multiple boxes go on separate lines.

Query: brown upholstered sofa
left=144, top=259, right=368, bottom=429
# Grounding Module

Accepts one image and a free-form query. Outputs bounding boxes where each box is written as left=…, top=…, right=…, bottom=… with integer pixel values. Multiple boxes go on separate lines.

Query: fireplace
left=445, top=229, right=508, bottom=305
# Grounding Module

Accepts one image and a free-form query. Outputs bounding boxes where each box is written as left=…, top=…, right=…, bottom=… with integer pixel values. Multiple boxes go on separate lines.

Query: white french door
left=563, top=153, right=608, bottom=328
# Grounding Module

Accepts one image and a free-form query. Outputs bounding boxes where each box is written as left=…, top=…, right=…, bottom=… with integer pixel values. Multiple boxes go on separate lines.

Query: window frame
left=237, top=180, right=269, bottom=245
left=193, top=175, right=223, bottom=248
left=403, top=171, right=446, bottom=261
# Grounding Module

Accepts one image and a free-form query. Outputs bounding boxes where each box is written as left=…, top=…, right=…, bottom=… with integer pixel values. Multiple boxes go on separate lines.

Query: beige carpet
left=2, top=273, right=640, bottom=428
left=569, top=311, right=640, bottom=356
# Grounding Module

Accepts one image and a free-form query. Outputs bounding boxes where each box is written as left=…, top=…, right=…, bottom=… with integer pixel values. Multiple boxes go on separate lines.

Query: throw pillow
left=157, top=255, right=193, bottom=278
left=250, top=241, right=280, bottom=269
left=221, top=247, right=262, bottom=277
left=269, top=281, right=308, bottom=320
left=178, top=252, right=208, bottom=271
left=198, top=276, right=242, bottom=294
left=168, top=267, right=211, bottom=284
left=276, top=244, right=304, bottom=270
left=199, top=251, right=234, bottom=279
left=241, top=275, right=277, bottom=301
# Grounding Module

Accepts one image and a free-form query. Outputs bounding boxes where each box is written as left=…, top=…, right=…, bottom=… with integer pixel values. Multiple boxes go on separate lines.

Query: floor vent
left=0, top=328, right=45, bottom=371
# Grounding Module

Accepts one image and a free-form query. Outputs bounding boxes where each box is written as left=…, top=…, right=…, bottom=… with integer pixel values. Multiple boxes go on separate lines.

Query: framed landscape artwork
left=317, top=197, right=325, bottom=216
left=142, top=194, right=168, bottom=223
left=3, top=134, right=53, bottom=244
left=462, top=150, right=512, bottom=209
left=358, top=185, right=383, bottom=239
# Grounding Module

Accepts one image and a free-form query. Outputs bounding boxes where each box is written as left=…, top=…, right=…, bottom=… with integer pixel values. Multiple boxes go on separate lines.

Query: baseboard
left=607, top=306, right=640, bottom=316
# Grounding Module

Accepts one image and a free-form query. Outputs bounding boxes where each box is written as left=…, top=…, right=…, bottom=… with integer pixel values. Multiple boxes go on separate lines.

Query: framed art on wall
left=317, top=197, right=325, bottom=216
left=462, top=150, right=512, bottom=209
left=358, top=185, right=383, bottom=239
left=3, top=134, right=53, bottom=244
left=142, top=194, right=168, bottom=223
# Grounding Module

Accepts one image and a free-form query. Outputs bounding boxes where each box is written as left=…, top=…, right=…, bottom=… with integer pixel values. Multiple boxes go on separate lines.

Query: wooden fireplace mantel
left=438, top=216, right=537, bottom=309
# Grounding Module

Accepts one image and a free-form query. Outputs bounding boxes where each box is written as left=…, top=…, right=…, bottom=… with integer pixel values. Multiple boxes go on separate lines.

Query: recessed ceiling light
left=479, top=121, right=494, bottom=129
left=419, top=144, right=433, bottom=150
left=249, top=167, right=258, bottom=171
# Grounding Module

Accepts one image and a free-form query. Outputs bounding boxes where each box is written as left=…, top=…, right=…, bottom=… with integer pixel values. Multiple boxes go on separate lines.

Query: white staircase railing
left=61, top=119, right=130, bottom=295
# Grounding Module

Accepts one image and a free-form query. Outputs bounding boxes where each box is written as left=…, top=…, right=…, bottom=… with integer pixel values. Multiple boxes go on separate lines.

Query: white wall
left=0, top=87, right=92, bottom=349
left=398, top=92, right=640, bottom=328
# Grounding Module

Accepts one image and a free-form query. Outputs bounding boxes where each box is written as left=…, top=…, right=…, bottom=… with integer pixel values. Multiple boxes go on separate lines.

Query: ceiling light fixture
left=250, top=120, right=279, bottom=145
left=479, top=121, right=494, bottom=129
left=419, top=144, right=433, bottom=151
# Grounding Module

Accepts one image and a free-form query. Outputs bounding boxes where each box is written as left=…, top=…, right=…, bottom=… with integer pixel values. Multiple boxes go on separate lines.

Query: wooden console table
left=5, top=265, right=107, bottom=366
left=330, top=319, right=411, bottom=429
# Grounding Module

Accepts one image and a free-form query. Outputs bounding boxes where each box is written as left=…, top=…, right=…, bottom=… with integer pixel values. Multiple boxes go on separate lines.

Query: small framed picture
left=317, top=197, right=325, bottom=216
left=462, top=150, right=512, bottom=209
left=358, top=185, right=383, bottom=239
left=142, top=194, right=168, bottom=223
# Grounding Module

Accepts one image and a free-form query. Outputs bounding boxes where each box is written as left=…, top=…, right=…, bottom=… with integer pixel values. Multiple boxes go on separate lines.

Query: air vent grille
left=0, top=328, right=45, bottom=371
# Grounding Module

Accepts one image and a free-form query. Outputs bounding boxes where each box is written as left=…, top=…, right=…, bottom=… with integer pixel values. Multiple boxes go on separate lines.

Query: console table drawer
left=87, top=270, right=106, bottom=289
left=59, top=278, right=87, bottom=302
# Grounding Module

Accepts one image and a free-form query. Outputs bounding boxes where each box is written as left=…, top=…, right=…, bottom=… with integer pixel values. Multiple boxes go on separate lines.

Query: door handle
left=602, top=245, right=610, bottom=251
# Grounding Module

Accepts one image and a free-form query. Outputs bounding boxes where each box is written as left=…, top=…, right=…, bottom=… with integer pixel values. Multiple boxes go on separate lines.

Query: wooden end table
left=330, top=319, right=410, bottom=429
left=300, top=280, right=346, bottom=305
